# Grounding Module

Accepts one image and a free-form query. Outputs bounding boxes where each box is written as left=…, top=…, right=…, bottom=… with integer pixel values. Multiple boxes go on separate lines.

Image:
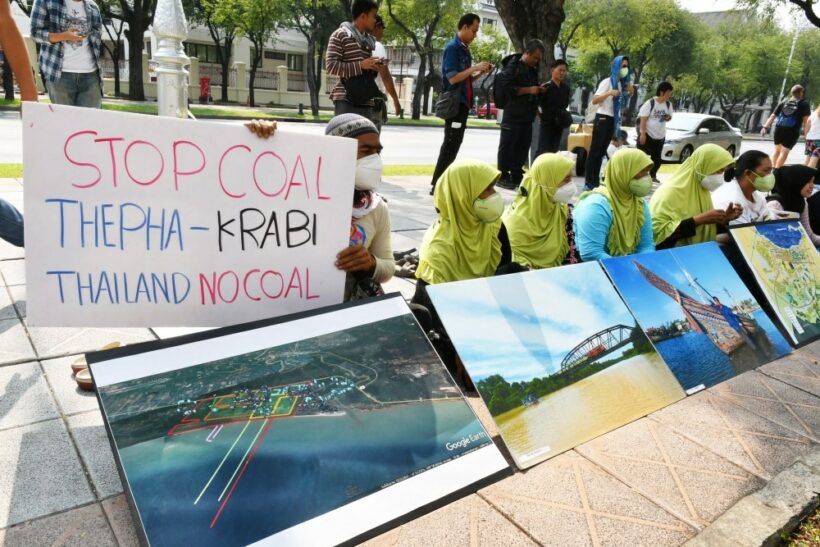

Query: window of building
left=485, top=18, right=497, bottom=27
left=287, top=53, right=304, bottom=72
left=265, top=51, right=287, bottom=61
left=185, top=42, right=219, bottom=64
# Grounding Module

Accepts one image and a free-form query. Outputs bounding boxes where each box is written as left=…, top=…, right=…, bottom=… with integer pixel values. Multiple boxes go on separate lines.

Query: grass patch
left=102, top=102, right=158, bottom=115
left=383, top=164, right=435, bottom=176
left=0, top=163, right=23, bottom=178
left=787, top=505, right=820, bottom=546
left=0, top=98, right=21, bottom=107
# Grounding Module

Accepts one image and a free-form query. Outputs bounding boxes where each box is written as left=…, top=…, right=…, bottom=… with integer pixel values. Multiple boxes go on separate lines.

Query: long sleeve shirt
left=326, top=25, right=370, bottom=104
left=30, top=0, right=103, bottom=83
left=573, top=193, right=655, bottom=261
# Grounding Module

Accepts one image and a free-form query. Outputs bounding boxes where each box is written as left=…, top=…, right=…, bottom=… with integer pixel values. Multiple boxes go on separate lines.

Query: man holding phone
left=31, top=0, right=103, bottom=108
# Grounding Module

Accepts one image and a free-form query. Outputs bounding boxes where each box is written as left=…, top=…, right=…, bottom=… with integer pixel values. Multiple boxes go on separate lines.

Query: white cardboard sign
left=23, top=103, right=356, bottom=326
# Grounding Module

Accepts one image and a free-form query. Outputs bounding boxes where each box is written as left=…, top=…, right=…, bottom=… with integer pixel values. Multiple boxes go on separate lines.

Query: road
left=1, top=110, right=810, bottom=166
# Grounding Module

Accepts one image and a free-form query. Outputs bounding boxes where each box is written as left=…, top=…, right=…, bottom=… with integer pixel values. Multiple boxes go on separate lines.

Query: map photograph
left=604, top=242, right=792, bottom=392
left=94, top=300, right=501, bottom=547
left=731, top=220, right=820, bottom=346
left=427, top=263, right=685, bottom=469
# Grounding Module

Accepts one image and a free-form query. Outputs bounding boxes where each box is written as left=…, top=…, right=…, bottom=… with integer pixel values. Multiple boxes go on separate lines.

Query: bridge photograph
left=428, top=262, right=686, bottom=469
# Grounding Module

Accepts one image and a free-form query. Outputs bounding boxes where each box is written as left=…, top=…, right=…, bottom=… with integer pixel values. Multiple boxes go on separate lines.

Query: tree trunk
left=220, top=37, right=233, bottom=102
left=494, top=0, right=565, bottom=81
left=2, top=59, right=14, bottom=100
left=126, top=23, right=146, bottom=101
left=113, top=43, right=122, bottom=96
left=305, top=33, right=319, bottom=115
left=624, top=67, right=642, bottom=123
left=411, top=54, right=427, bottom=119
left=249, top=65, right=257, bottom=107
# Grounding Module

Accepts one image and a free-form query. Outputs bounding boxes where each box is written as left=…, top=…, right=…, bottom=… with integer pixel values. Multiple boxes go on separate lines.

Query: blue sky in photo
left=602, top=242, right=758, bottom=329
left=427, top=263, right=637, bottom=384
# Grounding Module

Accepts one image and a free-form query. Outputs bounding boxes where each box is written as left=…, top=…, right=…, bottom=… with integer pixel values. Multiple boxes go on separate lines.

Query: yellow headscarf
left=577, top=148, right=653, bottom=257
left=650, top=144, right=734, bottom=246
left=416, top=160, right=502, bottom=284
left=502, top=154, right=575, bottom=268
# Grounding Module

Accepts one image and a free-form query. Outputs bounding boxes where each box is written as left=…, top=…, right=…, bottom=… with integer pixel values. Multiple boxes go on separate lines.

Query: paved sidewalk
left=1, top=175, right=819, bottom=546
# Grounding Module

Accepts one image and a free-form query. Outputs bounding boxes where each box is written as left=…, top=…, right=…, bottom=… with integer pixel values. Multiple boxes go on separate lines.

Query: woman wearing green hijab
left=649, top=144, right=739, bottom=249
left=573, top=148, right=656, bottom=261
left=503, top=153, right=579, bottom=268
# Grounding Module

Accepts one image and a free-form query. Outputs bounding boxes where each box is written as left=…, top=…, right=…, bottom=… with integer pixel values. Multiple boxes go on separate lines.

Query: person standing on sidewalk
left=326, top=0, right=384, bottom=129
left=495, top=39, right=545, bottom=190
left=429, top=13, right=492, bottom=194
left=760, top=85, right=811, bottom=168
left=537, top=59, right=571, bottom=155
left=584, top=55, right=633, bottom=191
left=30, top=0, right=103, bottom=108
left=372, top=15, right=402, bottom=123
left=637, top=81, right=674, bottom=183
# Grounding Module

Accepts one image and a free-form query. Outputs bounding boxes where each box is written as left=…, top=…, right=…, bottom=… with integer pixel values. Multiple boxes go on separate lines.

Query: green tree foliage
left=282, top=0, right=346, bottom=115
left=384, top=0, right=461, bottom=119
left=235, top=0, right=282, bottom=107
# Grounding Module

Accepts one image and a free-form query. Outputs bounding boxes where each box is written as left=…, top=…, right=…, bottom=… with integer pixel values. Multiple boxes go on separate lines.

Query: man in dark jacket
left=496, top=40, right=545, bottom=190
left=537, top=59, right=570, bottom=155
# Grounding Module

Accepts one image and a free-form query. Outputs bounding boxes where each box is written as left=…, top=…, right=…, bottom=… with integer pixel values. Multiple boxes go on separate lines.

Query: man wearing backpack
left=495, top=39, right=546, bottom=190
left=761, top=85, right=811, bottom=168
left=637, top=81, right=674, bottom=182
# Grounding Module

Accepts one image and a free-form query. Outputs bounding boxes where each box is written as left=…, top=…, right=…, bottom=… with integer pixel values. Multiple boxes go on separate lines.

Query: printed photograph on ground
left=91, top=296, right=507, bottom=547
left=731, top=220, right=820, bottom=346
left=603, top=242, right=792, bottom=393
left=427, top=263, right=685, bottom=469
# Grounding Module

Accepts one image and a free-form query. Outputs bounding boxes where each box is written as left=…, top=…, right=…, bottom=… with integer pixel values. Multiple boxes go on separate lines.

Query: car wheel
left=679, top=145, right=693, bottom=163
left=727, top=145, right=736, bottom=157
left=574, top=148, right=587, bottom=177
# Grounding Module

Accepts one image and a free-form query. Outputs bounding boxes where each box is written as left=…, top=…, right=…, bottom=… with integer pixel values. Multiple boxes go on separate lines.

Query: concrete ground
left=1, top=174, right=819, bottom=546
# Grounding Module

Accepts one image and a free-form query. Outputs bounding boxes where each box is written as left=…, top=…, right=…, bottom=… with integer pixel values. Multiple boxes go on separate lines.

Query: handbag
left=342, top=72, right=380, bottom=106
left=556, top=109, right=573, bottom=128
left=435, top=89, right=461, bottom=120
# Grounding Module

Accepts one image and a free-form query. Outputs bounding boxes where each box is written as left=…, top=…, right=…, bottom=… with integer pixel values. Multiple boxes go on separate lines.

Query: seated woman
left=572, top=148, right=656, bottom=261
left=246, top=115, right=394, bottom=301
left=503, top=153, right=579, bottom=268
left=650, top=144, right=740, bottom=249
left=766, top=165, right=820, bottom=245
left=712, top=150, right=774, bottom=226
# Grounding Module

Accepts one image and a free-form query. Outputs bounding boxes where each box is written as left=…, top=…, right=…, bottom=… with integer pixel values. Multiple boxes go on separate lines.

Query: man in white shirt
left=372, top=15, right=402, bottom=122
left=30, top=0, right=103, bottom=108
left=638, top=81, right=674, bottom=182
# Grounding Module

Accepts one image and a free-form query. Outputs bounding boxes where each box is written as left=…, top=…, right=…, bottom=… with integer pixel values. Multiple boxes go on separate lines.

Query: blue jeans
left=46, top=71, right=102, bottom=108
left=0, top=198, right=23, bottom=247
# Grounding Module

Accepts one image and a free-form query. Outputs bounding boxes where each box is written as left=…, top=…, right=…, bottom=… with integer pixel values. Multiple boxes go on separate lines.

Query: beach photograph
left=427, top=263, right=685, bottom=469
left=603, top=242, right=792, bottom=393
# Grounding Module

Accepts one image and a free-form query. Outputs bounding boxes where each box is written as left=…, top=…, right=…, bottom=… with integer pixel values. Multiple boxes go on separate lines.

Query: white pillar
left=152, top=0, right=190, bottom=118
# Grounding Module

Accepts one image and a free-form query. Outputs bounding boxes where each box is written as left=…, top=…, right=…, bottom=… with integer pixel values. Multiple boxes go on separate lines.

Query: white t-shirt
left=62, top=0, right=96, bottom=73
left=594, top=78, right=620, bottom=117
left=711, top=180, right=772, bottom=225
left=373, top=41, right=387, bottom=92
left=638, top=98, right=674, bottom=140
left=806, top=111, right=820, bottom=140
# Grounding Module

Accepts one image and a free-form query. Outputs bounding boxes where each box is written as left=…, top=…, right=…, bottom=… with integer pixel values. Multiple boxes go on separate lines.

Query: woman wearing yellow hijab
left=649, top=144, right=739, bottom=248
left=573, top=148, right=655, bottom=260
left=503, top=153, right=579, bottom=268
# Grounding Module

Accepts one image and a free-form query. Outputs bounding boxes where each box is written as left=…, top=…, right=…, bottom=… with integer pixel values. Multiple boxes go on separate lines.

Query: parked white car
left=628, top=113, right=742, bottom=163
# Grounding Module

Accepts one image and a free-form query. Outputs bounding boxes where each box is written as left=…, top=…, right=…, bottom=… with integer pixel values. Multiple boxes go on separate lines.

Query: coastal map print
left=92, top=297, right=507, bottom=547
left=731, top=220, right=820, bottom=346
left=428, top=263, right=685, bottom=469
left=603, top=242, right=791, bottom=393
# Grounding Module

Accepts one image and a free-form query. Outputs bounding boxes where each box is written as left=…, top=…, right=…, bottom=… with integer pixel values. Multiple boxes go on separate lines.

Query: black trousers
left=431, top=102, right=469, bottom=189
left=334, top=100, right=382, bottom=132
left=497, top=120, right=533, bottom=187
left=537, top=121, right=563, bottom=155
left=584, top=114, right=615, bottom=189
left=638, top=135, right=665, bottom=178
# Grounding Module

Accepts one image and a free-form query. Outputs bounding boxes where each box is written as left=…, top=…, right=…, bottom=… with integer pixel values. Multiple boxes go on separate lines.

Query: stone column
left=152, top=0, right=190, bottom=118
left=234, top=62, right=247, bottom=104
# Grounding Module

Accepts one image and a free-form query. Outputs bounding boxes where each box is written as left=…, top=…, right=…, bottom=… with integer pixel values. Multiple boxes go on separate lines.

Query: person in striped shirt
left=326, top=0, right=384, bottom=130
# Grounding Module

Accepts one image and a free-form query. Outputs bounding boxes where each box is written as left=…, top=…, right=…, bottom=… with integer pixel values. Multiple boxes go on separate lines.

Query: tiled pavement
left=1, top=175, right=819, bottom=546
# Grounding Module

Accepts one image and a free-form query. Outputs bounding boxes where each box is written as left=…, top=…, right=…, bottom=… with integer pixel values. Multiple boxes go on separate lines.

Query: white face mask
left=700, top=173, right=724, bottom=192
left=355, top=153, right=383, bottom=191
left=552, top=182, right=576, bottom=204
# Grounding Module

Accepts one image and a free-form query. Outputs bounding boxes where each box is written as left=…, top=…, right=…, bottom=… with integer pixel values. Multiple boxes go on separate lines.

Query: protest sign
left=23, top=103, right=356, bottom=326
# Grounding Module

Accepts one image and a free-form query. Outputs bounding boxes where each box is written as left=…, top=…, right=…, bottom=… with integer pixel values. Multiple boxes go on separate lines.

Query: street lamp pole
left=153, top=0, right=190, bottom=118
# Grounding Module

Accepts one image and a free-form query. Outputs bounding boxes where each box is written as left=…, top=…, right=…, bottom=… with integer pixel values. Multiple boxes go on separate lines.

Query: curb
left=683, top=445, right=820, bottom=547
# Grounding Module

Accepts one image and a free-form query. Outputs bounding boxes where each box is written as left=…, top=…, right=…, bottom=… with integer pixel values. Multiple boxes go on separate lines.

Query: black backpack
left=776, top=99, right=800, bottom=128
left=492, top=54, right=518, bottom=109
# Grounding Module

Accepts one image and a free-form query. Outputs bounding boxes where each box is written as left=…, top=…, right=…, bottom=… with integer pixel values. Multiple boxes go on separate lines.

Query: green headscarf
left=503, top=154, right=575, bottom=268
left=417, top=160, right=502, bottom=284
left=650, top=144, right=734, bottom=246
left=577, top=148, right=653, bottom=256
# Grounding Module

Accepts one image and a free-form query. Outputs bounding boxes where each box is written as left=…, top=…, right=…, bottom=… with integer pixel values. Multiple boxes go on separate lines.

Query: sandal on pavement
left=74, top=368, right=94, bottom=392
left=69, top=341, right=122, bottom=373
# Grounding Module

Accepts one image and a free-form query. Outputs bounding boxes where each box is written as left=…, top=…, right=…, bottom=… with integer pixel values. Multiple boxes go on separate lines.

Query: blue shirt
left=573, top=193, right=655, bottom=261
left=441, top=35, right=472, bottom=106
